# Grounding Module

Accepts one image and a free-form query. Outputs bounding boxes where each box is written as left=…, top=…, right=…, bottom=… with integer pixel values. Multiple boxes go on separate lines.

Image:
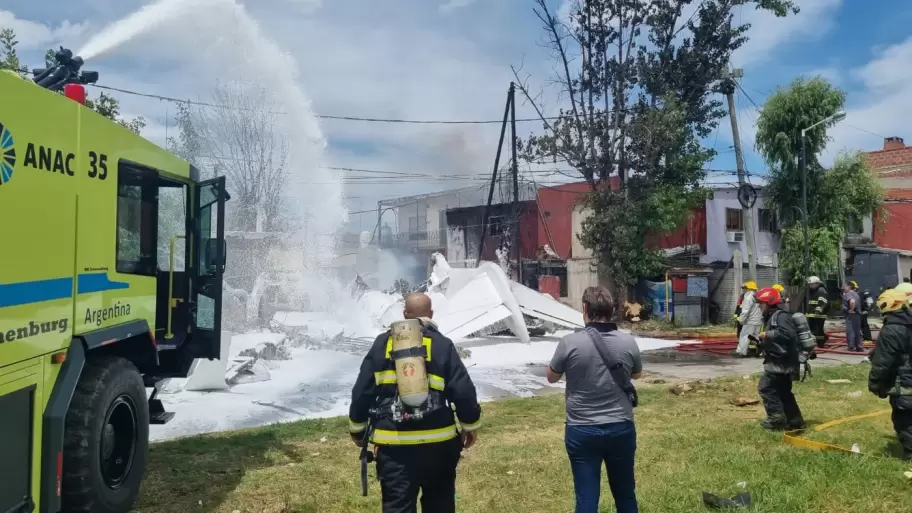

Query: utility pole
left=509, top=82, right=521, bottom=283
left=477, top=84, right=512, bottom=265
left=722, top=67, right=757, bottom=282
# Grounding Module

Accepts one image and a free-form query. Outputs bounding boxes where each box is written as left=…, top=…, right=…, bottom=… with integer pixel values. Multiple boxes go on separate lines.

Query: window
left=408, top=215, right=427, bottom=240
left=488, top=215, right=505, bottom=236
left=157, top=182, right=187, bottom=271
left=847, top=213, right=864, bottom=235
left=758, top=208, right=778, bottom=233
left=725, top=208, right=743, bottom=231
left=117, top=162, right=159, bottom=276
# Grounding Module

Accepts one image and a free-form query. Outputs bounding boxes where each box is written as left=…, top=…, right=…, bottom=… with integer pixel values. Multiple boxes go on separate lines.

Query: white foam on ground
left=154, top=331, right=693, bottom=441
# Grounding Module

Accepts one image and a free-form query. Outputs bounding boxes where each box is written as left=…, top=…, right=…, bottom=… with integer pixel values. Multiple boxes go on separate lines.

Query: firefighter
left=806, top=276, right=829, bottom=348
left=734, top=288, right=745, bottom=339
left=861, top=288, right=874, bottom=344
left=735, top=281, right=761, bottom=357
left=349, top=293, right=481, bottom=513
left=773, top=284, right=789, bottom=309
left=753, top=287, right=805, bottom=431
left=843, top=281, right=864, bottom=352
left=867, top=289, right=912, bottom=461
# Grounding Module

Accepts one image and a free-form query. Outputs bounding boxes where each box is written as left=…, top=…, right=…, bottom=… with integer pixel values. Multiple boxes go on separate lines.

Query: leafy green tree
left=0, top=28, right=24, bottom=74
left=754, top=77, right=884, bottom=282
left=516, top=0, right=797, bottom=289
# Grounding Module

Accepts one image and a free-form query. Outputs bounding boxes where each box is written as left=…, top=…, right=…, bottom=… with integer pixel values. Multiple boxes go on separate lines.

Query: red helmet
left=755, top=287, right=782, bottom=305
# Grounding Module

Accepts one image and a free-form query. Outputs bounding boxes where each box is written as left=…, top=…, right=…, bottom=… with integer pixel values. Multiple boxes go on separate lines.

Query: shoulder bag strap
left=583, top=327, right=638, bottom=407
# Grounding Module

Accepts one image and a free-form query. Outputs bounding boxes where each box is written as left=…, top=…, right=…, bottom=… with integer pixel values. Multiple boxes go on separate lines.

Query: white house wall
left=701, top=188, right=780, bottom=265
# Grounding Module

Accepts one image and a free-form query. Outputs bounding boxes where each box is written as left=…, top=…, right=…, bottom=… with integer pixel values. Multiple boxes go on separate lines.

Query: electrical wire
left=90, top=83, right=563, bottom=125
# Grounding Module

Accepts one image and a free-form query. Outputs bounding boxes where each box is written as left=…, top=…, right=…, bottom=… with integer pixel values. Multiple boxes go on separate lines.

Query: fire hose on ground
left=663, top=329, right=881, bottom=356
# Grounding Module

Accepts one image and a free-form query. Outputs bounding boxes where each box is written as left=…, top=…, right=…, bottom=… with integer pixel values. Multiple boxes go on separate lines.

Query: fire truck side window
left=116, top=162, right=159, bottom=276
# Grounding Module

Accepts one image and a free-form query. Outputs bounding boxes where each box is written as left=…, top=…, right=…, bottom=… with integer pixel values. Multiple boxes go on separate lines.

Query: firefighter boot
left=760, top=415, right=788, bottom=431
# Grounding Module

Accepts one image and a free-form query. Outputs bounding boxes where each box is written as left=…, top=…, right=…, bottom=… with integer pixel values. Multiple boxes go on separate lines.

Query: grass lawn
left=136, top=364, right=912, bottom=513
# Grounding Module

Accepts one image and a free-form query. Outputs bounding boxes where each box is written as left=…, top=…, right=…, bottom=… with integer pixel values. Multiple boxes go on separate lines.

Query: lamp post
left=800, top=110, right=846, bottom=311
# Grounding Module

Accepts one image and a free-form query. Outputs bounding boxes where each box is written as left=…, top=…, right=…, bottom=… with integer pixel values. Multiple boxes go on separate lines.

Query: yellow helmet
left=895, top=282, right=912, bottom=298
left=743, top=280, right=758, bottom=291
left=877, top=289, right=909, bottom=314
left=772, top=284, right=785, bottom=293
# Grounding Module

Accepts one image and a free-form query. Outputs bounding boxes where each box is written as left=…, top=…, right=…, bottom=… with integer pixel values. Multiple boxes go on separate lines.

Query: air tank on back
left=390, top=319, right=429, bottom=407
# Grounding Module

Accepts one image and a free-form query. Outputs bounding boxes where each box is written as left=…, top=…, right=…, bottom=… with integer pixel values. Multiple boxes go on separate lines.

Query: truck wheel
left=62, top=356, right=150, bottom=513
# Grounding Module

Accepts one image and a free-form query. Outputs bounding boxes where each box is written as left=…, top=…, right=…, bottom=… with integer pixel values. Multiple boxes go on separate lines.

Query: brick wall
left=865, top=137, right=912, bottom=251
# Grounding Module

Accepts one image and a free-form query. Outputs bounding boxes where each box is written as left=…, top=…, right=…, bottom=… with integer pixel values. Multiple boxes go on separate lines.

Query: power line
left=90, top=83, right=564, bottom=125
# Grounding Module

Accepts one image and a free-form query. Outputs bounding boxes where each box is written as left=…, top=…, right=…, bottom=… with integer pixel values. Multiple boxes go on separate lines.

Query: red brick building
left=535, top=179, right=706, bottom=258
left=865, top=137, right=912, bottom=251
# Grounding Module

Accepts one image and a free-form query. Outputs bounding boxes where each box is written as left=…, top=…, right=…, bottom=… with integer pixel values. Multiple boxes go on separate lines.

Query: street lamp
left=800, top=110, right=846, bottom=311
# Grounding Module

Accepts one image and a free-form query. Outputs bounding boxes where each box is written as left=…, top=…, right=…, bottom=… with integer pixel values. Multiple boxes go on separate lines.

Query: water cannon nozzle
left=32, top=46, right=98, bottom=91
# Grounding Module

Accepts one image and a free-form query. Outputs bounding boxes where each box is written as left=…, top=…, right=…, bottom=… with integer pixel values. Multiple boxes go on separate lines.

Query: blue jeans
left=565, top=422, right=638, bottom=513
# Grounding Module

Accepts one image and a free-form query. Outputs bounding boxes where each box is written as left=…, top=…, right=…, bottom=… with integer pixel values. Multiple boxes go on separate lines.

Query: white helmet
left=807, top=276, right=821, bottom=284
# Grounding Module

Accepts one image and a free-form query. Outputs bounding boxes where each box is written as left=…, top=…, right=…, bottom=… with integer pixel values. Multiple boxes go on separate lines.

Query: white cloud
left=0, top=10, right=90, bottom=50
left=804, top=66, right=842, bottom=86
left=733, top=0, right=843, bottom=69
left=439, top=0, right=476, bottom=14
left=823, top=36, right=912, bottom=160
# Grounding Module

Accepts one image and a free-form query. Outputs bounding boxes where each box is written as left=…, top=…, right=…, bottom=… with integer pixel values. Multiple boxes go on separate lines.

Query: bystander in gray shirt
left=549, top=323, right=642, bottom=425
left=843, top=290, right=861, bottom=314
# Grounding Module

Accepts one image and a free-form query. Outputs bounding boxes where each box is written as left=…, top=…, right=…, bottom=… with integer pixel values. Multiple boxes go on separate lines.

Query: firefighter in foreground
left=867, top=289, right=912, bottom=461
left=752, top=287, right=806, bottom=430
left=806, top=276, right=829, bottom=347
left=349, top=293, right=482, bottom=512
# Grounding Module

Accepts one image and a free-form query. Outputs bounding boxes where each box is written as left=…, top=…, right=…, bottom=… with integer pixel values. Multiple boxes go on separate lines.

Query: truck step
left=150, top=411, right=175, bottom=425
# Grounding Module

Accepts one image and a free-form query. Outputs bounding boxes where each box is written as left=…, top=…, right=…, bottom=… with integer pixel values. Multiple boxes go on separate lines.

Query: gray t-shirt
left=549, top=323, right=642, bottom=425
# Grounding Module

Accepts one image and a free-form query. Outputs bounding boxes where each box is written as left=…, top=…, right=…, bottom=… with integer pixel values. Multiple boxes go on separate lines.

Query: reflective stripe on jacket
left=348, top=322, right=482, bottom=445
left=807, top=286, right=829, bottom=319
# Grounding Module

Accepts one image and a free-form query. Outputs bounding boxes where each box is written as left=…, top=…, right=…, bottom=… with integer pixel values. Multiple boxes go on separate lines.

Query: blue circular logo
left=0, top=122, right=14, bottom=185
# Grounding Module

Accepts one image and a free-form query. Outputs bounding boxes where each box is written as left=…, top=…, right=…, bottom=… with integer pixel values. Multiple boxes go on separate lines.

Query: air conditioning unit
left=726, top=231, right=744, bottom=243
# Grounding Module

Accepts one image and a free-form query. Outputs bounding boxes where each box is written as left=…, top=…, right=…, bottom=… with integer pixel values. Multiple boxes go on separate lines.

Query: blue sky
left=2, top=0, right=911, bottom=231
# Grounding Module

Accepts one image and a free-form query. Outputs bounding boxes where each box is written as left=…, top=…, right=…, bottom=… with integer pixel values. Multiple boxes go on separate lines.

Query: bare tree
left=193, top=82, right=290, bottom=232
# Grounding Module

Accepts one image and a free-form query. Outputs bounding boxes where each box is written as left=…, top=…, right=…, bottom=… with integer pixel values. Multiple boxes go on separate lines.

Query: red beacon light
left=64, top=83, right=87, bottom=105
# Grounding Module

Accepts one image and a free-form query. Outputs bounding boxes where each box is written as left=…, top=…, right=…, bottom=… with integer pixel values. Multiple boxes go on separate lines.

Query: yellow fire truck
left=0, top=49, right=228, bottom=513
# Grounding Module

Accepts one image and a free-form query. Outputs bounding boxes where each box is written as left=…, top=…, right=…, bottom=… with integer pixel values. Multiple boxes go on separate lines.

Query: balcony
left=379, top=229, right=445, bottom=251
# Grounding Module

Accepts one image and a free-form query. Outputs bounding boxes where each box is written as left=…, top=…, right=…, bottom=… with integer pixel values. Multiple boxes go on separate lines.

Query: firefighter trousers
left=808, top=317, right=828, bottom=348
left=758, top=372, right=804, bottom=427
left=375, top=437, right=463, bottom=513
left=861, top=314, right=873, bottom=342
left=890, top=397, right=912, bottom=461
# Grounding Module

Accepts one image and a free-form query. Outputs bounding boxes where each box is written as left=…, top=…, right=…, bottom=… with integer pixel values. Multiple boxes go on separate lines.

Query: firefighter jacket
left=761, top=303, right=800, bottom=375
left=738, top=291, right=762, bottom=326
left=348, top=321, right=482, bottom=446
left=807, top=286, right=829, bottom=319
left=862, top=293, right=874, bottom=315
left=868, top=308, right=912, bottom=399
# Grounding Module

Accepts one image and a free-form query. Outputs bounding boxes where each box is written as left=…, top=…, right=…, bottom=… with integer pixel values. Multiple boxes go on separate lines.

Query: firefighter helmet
left=849, top=280, right=858, bottom=290
left=772, top=284, right=785, bottom=293
left=807, top=276, right=821, bottom=285
left=743, top=280, right=758, bottom=291
left=877, top=289, right=909, bottom=314
left=755, top=287, right=782, bottom=305
left=895, top=282, right=912, bottom=296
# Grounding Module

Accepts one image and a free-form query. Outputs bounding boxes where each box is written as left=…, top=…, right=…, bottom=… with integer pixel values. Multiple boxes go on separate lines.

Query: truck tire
left=61, top=356, right=150, bottom=513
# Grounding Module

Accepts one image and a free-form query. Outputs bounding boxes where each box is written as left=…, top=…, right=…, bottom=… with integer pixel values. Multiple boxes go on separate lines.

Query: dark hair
left=582, top=286, right=615, bottom=321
